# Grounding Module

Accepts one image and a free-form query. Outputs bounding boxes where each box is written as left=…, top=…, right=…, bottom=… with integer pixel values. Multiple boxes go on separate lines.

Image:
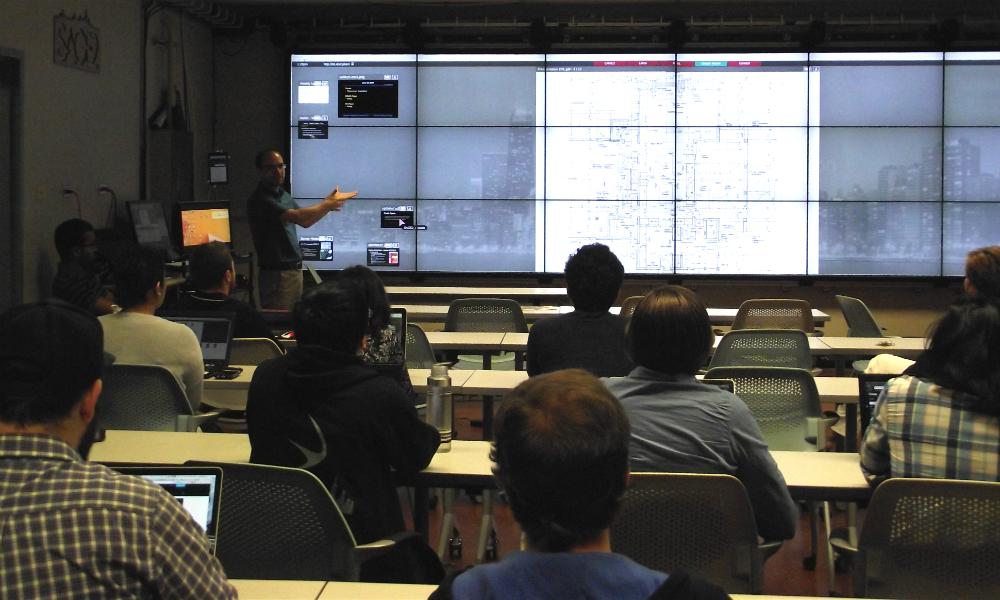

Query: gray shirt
left=603, top=367, right=798, bottom=540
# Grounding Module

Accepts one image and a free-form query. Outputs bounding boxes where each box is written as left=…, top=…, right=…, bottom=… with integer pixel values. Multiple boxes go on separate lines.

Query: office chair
left=835, top=294, right=887, bottom=338
left=833, top=478, right=1000, bottom=599
left=97, top=364, right=223, bottom=432
left=445, top=298, right=527, bottom=370
left=731, top=299, right=815, bottom=334
left=611, top=473, right=779, bottom=594
left=405, top=323, right=437, bottom=369
left=619, top=295, right=645, bottom=320
left=703, top=365, right=836, bottom=570
left=708, top=329, right=813, bottom=371
left=186, top=461, right=427, bottom=581
left=230, top=337, right=284, bottom=365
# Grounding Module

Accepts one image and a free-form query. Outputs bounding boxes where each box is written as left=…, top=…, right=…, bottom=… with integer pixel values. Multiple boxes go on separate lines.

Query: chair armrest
left=758, top=539, right=784, bottom=561
left=353, top=531, right=424, bottom=562
left=176, top=408, right=226, bottom=432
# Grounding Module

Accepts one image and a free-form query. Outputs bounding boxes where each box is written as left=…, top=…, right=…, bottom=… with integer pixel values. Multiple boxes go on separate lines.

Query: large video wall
left=289, top=52, right=1000, bottom=276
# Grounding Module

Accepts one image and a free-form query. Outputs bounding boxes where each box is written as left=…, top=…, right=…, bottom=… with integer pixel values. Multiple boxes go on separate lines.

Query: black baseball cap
left=0, top=300, right=110, bottom=422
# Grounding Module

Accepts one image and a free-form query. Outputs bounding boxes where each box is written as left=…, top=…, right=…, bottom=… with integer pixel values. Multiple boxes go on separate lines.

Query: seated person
left=246, top=279, right=440, bottom=543
left=861, top=297, right=1000, bottom=485
left=339, top=265, right=419, bottom=405
left=964, top=245, right=1000, bottom=300
left=527, top=243, right=632, bottom=377
left=0, top=300, right=234, bottom=597
left=603, top=285, right=798, bottom=541
left=99, top=245, right=205, bottom=409
left=435, top=369, right=727, bottom=600
left=51, top=218, right=115, bottom=315
left=173, top=241, right=272, bottom=339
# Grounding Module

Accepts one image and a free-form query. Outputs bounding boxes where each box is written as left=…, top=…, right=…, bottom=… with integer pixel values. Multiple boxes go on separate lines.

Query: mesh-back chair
left=834, top=478, right=1000, bottom=599
left=445, top=298, right=528, bottom=369
left=835, top=294, right=886, bottom=338
left=186, top=461, right=418, bottom=581
left=230, top=337, right=284, bottom=365
left=704, top=365, right=836, bottom=571
left=611, top=473, right=774, bottom=594
left=731, top=299, right=815, bottom=334
left=708, top=329, right=813, bottom=371
left=619, top=295, right=645, bottom=319
left=405, top=323, right=436, bottom=369
left=98, top=364, right=223, bottom=432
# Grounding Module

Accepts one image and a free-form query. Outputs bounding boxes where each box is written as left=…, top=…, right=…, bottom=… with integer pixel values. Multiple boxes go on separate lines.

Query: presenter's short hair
left=112, top=245, right=166, bottom=309
left=491, top=369, right=630, bottom=552
left=293, top=280, right=368, bottom=354
left=188, top=242, right=233, bottom=291
left=565, top=243, right=624, bottom=312
left=627, top=285, right=714, bottom=375
left=965, top=246, right=1000, bottom=300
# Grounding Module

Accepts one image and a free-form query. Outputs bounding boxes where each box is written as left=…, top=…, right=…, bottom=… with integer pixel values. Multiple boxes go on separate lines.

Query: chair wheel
left=802, top=555, right=816, bottom=570
left=448, top=527, right=463, bottom=560
left=835, top=554, right=851, bottom=573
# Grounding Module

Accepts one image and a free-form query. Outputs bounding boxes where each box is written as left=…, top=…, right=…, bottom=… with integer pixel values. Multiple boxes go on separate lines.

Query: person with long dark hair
left=860, top=297, right=1000, bottom=484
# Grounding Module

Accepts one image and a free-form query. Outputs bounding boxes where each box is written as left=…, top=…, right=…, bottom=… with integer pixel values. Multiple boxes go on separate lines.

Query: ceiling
left=160, top=0, right=1000, bottom=51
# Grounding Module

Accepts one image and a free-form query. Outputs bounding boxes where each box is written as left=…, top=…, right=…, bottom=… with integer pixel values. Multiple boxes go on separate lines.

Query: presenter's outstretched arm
left=281, top=186, right=359, bottom=228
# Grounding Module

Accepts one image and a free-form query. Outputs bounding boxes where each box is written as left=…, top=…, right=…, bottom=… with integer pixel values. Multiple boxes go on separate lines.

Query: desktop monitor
left=178, top=201, right=233, bottom=250
left=128, top=201, right=176, bottom=259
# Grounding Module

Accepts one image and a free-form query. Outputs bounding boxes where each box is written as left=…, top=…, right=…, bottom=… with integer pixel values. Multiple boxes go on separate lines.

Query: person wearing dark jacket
left=246, top=279, right=440, bottom=543
left=172, top=242, right=273, bottom=340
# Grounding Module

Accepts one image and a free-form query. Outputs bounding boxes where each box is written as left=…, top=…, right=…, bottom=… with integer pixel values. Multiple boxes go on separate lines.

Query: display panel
left=290, top=51, right=1000, bottom=275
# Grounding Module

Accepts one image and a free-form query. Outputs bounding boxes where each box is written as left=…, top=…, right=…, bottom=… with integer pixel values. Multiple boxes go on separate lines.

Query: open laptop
left=113, top=466, right=223, bottom=554
left=371, top=307, right=407, bottom=375
left=161, top=312, right=237, bottom=377
left=858, top=373, right=897, bottom=434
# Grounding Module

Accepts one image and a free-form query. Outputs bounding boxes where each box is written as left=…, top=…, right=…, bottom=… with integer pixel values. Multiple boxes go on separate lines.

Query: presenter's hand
left=325, top=186, right=358, bottom=211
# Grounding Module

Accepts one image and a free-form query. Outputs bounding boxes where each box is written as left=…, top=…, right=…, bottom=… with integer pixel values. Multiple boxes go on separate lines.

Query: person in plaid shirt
left=0, top=300, right=236, bottom=599
left=860, top=297, right=1000, bottom=485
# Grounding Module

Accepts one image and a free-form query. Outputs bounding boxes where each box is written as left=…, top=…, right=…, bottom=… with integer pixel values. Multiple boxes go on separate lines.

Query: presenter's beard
left=77, top=419, right=102, bottom=460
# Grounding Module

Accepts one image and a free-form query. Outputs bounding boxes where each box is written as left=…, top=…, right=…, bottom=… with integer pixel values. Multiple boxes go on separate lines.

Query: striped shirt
left=0, top=434, right=237, bottom=599
left=860, top=375, right=1000, bottom=485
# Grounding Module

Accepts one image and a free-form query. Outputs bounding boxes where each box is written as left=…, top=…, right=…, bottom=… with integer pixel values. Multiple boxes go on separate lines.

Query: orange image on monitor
left=181, top=208, right=231, bottom=248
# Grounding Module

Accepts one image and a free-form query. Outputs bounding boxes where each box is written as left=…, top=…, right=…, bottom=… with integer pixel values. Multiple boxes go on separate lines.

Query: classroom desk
left=89, top=430, right=250, bottom=464
left=236, top=581, right=875, bottom=600
left=399, top=304, right=831, bottom=326
left=202, top=366, right=479, bottom=411
left=412, top=440, right=871, bottom=538
left=232, top=579, right=327, bottom=600
left=385, top=286, right=568, bottom=302
left=816, top=336, right=926, bottom=360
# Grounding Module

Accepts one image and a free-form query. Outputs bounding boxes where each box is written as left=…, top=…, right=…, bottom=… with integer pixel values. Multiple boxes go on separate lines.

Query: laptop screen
left=113, top=466, right=222, bottom=552
left=370, top=308, right=407, bottom=368
left=162, top=314, right=235, bottom=371
left=858, top=374, right=896, bottom=433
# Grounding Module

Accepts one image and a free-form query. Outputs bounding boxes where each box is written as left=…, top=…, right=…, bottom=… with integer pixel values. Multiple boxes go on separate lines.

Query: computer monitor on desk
left=178, top=201, right=232, bottom=251
left=128, top=201, right=178, bottom=260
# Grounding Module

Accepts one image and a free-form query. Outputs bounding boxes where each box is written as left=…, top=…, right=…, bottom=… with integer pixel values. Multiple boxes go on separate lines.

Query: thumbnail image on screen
left=290, top=51, right=1000, bottom=276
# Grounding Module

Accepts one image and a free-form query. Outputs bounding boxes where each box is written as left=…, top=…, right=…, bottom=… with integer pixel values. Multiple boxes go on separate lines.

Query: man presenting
left=0, top=300, right=235, bottom=597
left=248, top=149, right=357, bottom=309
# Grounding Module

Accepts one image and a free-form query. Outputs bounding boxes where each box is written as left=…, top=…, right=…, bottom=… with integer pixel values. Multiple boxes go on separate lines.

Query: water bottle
left=426, top=362, right=453, bottom=452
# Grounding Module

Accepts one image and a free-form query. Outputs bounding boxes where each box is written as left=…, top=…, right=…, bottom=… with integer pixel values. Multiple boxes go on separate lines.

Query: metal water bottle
left=426, top=362, right=453, bottom=452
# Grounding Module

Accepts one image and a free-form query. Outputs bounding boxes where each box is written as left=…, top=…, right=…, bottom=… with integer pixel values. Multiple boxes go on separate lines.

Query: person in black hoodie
left=246, top=278, right=440, bottom=544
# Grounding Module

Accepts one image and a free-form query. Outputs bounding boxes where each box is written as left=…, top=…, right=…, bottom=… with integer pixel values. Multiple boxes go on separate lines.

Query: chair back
left=854, top=478, right=1000, bottom=599
left=188, top=461, right=360, bottom=581
left=835, top=294, right=885, bottom=338
left=709, top=329, right=812, bottom=370
left=405, top=323, right=436, bottom=369
left=703, top=366, right=822, bottom=451
left=97, top=364, right=195, bottom=432
left=444, top=298, right=528, bottom=333
left=732, top=299, right=814, bottom=333
left=230, top=337, right=284, bottom=365
left=619, top=295, right=645, bottom=319
left=611, top=473, right=764, bottom=593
